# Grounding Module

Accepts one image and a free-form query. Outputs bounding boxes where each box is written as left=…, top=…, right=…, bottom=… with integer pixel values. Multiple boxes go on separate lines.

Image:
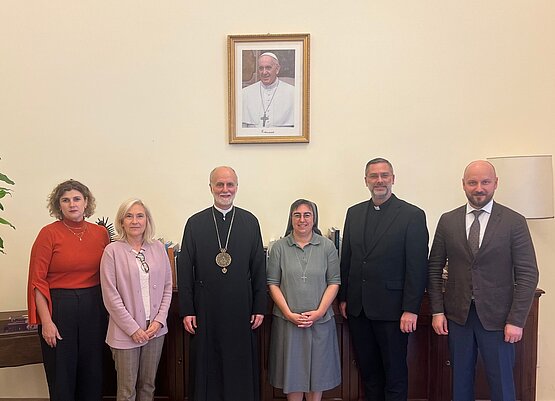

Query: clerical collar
left=261, top=79, right=279, bottom=90
left=214, top=205, right=234, bottom=219
left=371, top=197, right=392, bottom=211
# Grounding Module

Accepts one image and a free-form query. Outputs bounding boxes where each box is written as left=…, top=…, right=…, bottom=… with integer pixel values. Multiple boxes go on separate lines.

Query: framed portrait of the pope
left=228, top=33, right=310, bottom=144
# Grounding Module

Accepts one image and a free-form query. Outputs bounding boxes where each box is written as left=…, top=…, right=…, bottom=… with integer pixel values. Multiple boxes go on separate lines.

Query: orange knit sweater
left=27, top=220, right=109, bottom=324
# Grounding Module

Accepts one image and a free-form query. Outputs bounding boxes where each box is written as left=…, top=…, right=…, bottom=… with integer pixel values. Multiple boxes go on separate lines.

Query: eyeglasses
left=292, top=212, right=313, bottom=220
left=136, top=251, right=150, bottom=273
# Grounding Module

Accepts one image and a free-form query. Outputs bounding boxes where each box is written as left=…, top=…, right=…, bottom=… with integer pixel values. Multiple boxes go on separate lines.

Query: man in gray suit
left=428, top=160, right=539, bottom=401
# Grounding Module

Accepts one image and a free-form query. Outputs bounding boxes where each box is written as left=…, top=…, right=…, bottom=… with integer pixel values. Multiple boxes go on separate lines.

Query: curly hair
left=47, top=179, right=96, bottom=220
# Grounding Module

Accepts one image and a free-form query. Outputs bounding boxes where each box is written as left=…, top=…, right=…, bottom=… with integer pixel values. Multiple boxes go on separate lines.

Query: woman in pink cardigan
left=100, top=199, right=173, bottom=401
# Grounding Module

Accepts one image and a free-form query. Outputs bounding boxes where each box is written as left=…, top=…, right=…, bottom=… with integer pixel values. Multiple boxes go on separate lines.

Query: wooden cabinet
left=0, top=311, right=42, bottom=369
left=129, top=289, right=542, bottom=401
left=3, top=290, right=540, bottom=400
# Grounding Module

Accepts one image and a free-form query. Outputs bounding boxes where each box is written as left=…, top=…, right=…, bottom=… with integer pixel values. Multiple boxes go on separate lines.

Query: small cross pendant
left=260, top=113, right=269, bottom=127
left=301, top=274, right=307, bottom=282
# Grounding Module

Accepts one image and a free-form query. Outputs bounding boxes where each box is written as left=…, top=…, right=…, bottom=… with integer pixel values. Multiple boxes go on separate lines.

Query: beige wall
left=1, top=1, right=554, bottom=399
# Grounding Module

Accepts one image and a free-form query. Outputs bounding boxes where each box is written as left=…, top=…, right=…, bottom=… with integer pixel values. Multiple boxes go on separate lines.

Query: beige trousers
left=111, top=335, right=165, bottom=401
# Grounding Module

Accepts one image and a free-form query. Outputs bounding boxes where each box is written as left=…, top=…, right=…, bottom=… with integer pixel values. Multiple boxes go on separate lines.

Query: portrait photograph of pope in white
left=228, top=34, right=309, bottom=144
left=241, top=51, right=296, bottom=129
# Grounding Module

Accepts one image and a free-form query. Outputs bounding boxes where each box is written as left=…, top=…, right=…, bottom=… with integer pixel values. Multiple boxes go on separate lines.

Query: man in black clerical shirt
left=339, top=158, right=429, bottom=401
left=177, top=166, right=267, bottom=401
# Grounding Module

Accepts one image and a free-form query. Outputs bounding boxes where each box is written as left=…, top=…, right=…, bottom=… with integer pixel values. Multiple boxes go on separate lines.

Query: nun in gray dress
left=267, top=199, right=341, bottom=401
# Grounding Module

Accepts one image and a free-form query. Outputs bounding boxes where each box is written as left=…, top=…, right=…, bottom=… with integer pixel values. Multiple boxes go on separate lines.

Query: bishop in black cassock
left=178, top=166, right=267, bottom=401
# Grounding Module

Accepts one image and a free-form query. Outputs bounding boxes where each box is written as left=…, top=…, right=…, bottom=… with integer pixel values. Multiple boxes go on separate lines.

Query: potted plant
left=0, top=158, right=15, bottom=254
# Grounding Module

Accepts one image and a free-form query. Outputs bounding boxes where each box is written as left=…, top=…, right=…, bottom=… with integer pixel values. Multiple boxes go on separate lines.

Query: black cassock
left=177, top=206, right=267, bottom=401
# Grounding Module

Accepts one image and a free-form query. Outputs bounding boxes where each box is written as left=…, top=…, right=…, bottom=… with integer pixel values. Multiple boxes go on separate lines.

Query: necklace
left=259, top=80, right=280, bottom=127
left=62, top=220, right=87, bottom=241
left=294, top=243, right=313, bottom=282
left=212, top=207, right=236, bottom=274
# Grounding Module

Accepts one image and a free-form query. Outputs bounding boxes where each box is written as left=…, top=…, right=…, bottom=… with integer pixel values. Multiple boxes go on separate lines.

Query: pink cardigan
left=100, top=240, right=173, bottom=349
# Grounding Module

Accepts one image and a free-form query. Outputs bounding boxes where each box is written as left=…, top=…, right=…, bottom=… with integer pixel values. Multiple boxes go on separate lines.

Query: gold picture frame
left=228, top=33, right=310, bottom=144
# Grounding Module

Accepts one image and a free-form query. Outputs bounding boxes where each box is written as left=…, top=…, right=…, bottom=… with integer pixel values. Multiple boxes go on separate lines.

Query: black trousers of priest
left=347, top=313, right=409, bottom=401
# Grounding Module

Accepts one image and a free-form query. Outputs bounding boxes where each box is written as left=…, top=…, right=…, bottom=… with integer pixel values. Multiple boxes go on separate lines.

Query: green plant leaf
left=0, top=217, right=15, bottom=229
left=0, top=189, right=13, bottom=199
left=1, top=159, right=15, bottom=254
left=0, top=173, right=15, bottom=185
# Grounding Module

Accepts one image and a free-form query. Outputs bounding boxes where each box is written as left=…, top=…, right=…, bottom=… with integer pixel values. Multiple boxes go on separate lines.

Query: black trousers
left=347, top=313, right=409, bottom=401
left=39, top=286, right=107, bottom=401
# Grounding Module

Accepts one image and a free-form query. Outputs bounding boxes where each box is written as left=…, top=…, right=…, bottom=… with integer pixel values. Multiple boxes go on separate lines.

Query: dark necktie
left=468, top=210, right=484, bottom=255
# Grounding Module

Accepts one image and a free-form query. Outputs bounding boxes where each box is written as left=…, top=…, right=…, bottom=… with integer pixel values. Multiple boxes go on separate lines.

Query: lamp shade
left=487, top=155, right=554, bottom=219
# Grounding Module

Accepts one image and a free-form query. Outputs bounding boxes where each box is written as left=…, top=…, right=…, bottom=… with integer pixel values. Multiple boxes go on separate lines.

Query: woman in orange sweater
left=27, top=179, right=110, bottom=401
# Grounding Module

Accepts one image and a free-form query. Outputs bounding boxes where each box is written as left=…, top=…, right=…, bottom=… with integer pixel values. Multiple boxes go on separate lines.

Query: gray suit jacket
left=428, top=202, right=539, bottom=330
